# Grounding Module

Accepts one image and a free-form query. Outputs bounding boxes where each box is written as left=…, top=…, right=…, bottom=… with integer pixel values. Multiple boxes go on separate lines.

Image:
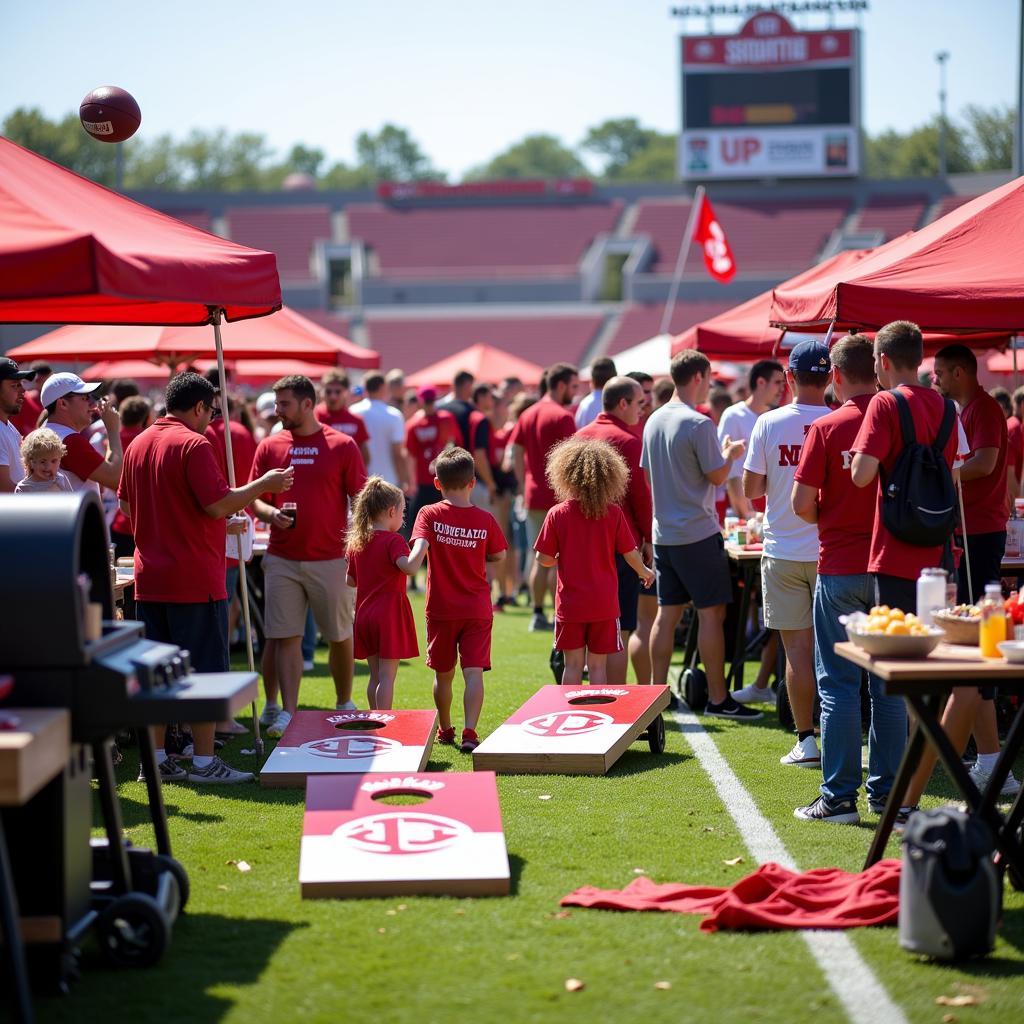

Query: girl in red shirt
left=347, top=477, right=428, bottom=709
left=535, top=438, right=654, bottom=686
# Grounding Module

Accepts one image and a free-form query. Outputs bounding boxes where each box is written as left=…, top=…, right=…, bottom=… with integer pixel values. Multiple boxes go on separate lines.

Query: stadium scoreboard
left=679, top=11, right=860, bottom=180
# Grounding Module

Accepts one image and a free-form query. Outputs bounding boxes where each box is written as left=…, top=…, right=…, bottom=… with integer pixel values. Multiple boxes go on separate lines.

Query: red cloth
left=508, top=396, right=575, bottom=511
left=11, top=390, right=42, bottom=436
left=577, top=412, right=653, bottom=545
left=118, top=418, right=231, bottom=603
left=851, top=385, right=960, bottom=581
left=694, top=194, right=736, bottom=284
left=251, top=427, right=366, bottom=562
left=1008, top=415, right=1024, bottom=481
left=60, top=430, right=102, bottom=486
left=349, top=531, right=418, bottom=660
left=206, top=418, right=256, bottom=487
left=110, top=425, right=147, bottom=537
left=468, top=409, right=491, bottom=453
left=794, top=394, right=875, bottom=576
left=959, top=386, right=1009, bottom=534
left=535, top=500, right=636, bottom=622
left=405, top=409, right=458, bottom=486
left=412, top=501, right=507, bottom=620
left=561, top=859, right=901, bottom=932
left=315, top=402, right=370, bottom=447
left=491, top=424, right=510, bottom=471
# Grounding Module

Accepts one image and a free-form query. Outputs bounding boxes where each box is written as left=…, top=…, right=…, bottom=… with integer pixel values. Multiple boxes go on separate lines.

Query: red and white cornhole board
left=260, top=710, right=437, bottom=787
left=472, top=685, right=670, bottom=775
left=300, top=772, right=510, bottom=897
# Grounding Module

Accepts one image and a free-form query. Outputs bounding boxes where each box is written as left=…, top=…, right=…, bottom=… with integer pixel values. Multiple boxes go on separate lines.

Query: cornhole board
left=299, top=771, right=510, bottom=898
left=472, top=685, right=670, bottom=775
left=260, top=709, right=437, bottom=787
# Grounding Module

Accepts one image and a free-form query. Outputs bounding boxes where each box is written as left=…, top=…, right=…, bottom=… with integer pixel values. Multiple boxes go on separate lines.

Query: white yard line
left=673, top=705, right=908, bottom=1024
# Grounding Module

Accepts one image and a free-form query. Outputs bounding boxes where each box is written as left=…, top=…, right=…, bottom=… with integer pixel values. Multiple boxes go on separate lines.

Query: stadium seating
left=163, top=209, right=213, bottom=232
left=605, top=302, right=734, bottom=355
left=930, top=194, right=980, bottom=220
left=853, top=194, right=927, bottom=240
left=225, top=205, right=332, bottom=281
left=346, top=202, right=623, bottom=279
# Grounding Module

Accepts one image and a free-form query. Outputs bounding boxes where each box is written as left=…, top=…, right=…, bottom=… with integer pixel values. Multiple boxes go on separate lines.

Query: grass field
left=37, top=596, right=1024, bottom=1024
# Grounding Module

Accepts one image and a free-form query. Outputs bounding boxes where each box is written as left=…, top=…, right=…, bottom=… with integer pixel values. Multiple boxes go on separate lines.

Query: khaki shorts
left=471, top=481, right=492, bottom=516
left=761, top=556, right=817, bottom=631
left=263, top=554, right=353, bottom=642
left=525, top=508, right=547, bottom=552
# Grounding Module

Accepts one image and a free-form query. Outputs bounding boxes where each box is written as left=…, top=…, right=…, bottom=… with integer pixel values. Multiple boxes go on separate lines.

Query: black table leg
left=136, top=728, right=172, bottom=858
left=92, top=739, right=131, bottom=895
left=0, top=815, right=34, bottom=1024
left=727, top=564, right=754, bottom=691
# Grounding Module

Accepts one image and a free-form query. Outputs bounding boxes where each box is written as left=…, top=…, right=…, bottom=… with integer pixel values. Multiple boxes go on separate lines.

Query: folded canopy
left=406, top=343, right=544, bottom=387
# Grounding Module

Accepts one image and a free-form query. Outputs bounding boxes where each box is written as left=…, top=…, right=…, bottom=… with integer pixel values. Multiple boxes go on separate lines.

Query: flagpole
left=660, top=184, right=706, bottom=337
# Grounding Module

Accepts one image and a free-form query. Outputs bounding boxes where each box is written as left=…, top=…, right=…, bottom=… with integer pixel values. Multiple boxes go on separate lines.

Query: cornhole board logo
left=260, top=710, right=437, bottom=787
left=473, top=685, right=670, bottom=775
left=300, top=772, right=510, bottom=898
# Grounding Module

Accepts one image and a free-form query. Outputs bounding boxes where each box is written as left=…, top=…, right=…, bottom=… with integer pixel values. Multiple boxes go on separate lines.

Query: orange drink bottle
left=978, top=583, right=1006, bottom=658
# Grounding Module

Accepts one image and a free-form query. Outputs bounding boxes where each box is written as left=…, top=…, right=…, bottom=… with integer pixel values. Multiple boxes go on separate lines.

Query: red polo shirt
left=508, top=396, right=576, bottom=511
left=314, top=402, right=369, bottom=448
left=405, top=409, right=458, bottom=486
left=959, top=386, right=1009, bottom=535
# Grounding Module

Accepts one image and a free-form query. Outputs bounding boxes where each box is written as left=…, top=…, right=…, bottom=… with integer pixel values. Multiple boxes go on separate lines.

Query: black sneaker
left=868, top=799, right=918, bottom=831
left=138, top=757, right=186, bottom=783
left=794, top=795, right=860, bottom=824
left=703, top=697, right=763, bottom=721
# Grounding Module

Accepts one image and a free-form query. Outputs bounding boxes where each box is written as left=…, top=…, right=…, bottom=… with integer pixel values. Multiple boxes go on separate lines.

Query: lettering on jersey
left=778, top=443, right=802, bottom=466
left=289, top=444, right=319, bottom=466
left=841, top=449, right=853, bottom=470
left=432, top=520, right=488, bottom=549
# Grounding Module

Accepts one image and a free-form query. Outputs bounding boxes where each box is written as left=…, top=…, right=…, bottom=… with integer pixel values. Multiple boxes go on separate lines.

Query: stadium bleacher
left=853, top=194, right=928, bottom=240
left=162, top=209, right=213, bottom=232
left=605, top=301, right=733, bottom=355
left=931, top=193, right=981, bottom=220
left=225, top=204, right=332, bottom=282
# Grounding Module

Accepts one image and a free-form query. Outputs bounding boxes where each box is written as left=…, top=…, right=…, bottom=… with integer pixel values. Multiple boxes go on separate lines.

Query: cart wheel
left=647, top=714, right=666, bottom=754
left=155, top=854, right=190, bottom=912
left=96, top=891, right=172, bottom=969
left=776, top=677, right=794, bottom=732
left=681, top=667, right=708, bottom=712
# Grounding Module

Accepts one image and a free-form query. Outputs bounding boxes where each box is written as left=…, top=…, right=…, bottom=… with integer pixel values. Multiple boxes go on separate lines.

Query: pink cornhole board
left=299, top=771, right=511, bottom=897
left=472, top=685, right=670, bottom=775
left=260, top=709, right=437, bottom=787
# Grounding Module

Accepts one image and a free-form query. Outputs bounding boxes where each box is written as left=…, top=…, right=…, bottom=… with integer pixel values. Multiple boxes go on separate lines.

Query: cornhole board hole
left=472, top=685, right=670, bottom=775
left=299, top=771, right=510, bottom=898
left=260, top=709, right=437, bottom=787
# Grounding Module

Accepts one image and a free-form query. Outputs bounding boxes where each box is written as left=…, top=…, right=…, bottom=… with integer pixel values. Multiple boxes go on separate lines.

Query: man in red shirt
left=469, top=384, right=498, bottom=512
left=508, top=362, right=578, bottom=631
left=791, top=335, right=906, bottom=824
left=1010, top=387, right=1024, bottom=499
left=577, top=376, right=653, bottom=683
left=118, top=373, right=293, bottom=784
left=109, top=396, right=154, bottom=558
left=405, top=386, right=458, bottom=520
left=250, top=375, right=368, bottom=738
left=315, top=369, right=370, bottom=467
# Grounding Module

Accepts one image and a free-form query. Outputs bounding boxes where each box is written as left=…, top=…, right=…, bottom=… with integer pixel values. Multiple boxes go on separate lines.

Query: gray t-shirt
left=641, top=401, right=725, bottom=546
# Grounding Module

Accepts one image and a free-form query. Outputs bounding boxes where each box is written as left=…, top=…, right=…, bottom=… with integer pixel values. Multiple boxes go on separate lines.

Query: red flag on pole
left=694, top=195, right=736, bottom=284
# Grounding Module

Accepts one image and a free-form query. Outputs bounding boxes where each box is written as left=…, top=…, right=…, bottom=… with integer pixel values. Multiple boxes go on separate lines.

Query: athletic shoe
left=335, top=700, right=358, bottom=712
left=460, top=728, right=480, bottom=753
left=436, top=726, right=456, bottom=745
left=266, top=711, right=292, bottom=739
left=529, top=612, right=553, bottom=632
left=138, top=757, right=186, bottom=783
left=703, top=697, right=763, bottom=721
left=259, top=703, right=282, bottom=728
left=187, top=757, right=254, bottom=784
left=732, top=683, right=776, bottom=705
left=967, top=760, right=1022, bottom=797
left=891, top=805, right=919, bottom=834
left=780, top=735, right=821, bottom=768
left=794, top=795, right=860, bottom=825
left=302, top=659, right=315, bottom=672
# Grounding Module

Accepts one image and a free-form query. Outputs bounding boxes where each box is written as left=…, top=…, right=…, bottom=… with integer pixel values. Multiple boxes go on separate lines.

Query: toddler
left=15, top=428, right=74, bottom=494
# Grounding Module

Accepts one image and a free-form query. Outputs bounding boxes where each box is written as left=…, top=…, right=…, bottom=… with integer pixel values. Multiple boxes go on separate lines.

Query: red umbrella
left=406, top=343, right=544, bottom=387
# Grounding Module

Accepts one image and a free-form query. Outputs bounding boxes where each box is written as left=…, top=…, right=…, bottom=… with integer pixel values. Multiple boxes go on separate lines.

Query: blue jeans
left=814, top=573, right=907, bottom=805
left=301, top=607, right=317, bottom=662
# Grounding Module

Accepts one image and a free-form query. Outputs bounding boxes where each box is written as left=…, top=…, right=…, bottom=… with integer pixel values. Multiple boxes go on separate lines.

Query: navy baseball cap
left=0, top=357, right=35, bottom=383
left=788, top=339, right=832, bottom=374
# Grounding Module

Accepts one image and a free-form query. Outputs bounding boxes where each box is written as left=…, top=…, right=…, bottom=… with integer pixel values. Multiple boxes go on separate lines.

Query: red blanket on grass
left=561, top=860, right=901, bottom=932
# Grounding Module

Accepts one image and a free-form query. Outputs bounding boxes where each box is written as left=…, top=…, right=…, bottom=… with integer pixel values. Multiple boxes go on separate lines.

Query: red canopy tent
left=406, top=343, right=544, bottom=387
left=81, top=357, right=351, bottom=388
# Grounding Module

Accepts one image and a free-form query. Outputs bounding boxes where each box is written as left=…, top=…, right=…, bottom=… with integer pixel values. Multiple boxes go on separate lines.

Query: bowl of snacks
left=842, top=606, right=944, bottom=657
left=932, top=605, right=981, bottom=646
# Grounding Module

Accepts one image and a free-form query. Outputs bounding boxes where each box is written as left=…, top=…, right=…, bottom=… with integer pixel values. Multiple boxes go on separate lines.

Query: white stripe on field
left=673, top=704, right=907, bottom=1024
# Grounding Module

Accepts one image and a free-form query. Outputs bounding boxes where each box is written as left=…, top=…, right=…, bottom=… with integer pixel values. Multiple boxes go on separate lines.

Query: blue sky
left=2, top=1, right=1018, bottom=177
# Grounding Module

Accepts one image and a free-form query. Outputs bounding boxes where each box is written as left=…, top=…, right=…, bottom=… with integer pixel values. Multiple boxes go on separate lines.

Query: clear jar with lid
left=916, top=568, right=947, bottom=627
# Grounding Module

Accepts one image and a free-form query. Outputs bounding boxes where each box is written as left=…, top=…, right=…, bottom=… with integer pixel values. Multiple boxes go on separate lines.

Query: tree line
left=1, top=105, right=1015, bottom=190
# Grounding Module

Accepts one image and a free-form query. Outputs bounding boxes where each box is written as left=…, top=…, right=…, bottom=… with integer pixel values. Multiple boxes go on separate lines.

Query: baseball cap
left=40, top=371, right=102, bottom=406
left=417, top=385, right=438, bottom=403
left=0, top=357, right=35, bottom=383
left=788, top=339, right=832, bottom=374
left=256, top=391, right=277, bottom=416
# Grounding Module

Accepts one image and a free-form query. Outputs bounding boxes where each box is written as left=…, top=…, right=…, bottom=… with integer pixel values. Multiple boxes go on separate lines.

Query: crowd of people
left=0, top=325, right=1019, bottom=814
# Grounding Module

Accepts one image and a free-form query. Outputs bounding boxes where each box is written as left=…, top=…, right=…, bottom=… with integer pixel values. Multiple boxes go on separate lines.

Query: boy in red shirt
left=412, top=447, right=508, bottom=752
left=535, top=438, right=654, bottom=686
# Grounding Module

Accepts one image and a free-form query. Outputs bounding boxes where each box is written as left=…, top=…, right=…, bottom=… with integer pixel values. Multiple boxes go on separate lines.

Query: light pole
left=936, top=51, right=950, bottom=178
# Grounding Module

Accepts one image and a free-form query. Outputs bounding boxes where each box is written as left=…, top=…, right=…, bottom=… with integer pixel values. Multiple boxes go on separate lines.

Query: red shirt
left=314, top=402, right=369, bottom=447
left=110, top=425, right=147, bottom=536
left=851, top=385, right=960, bottom=581
left=11, top=391, right=42, bottom=436
left=468, top=409, right=491, bottom=453
left=508, top=396, right=576, bottom=510
left=412, top=501, right=507, bottom=620
left=959, top=387, right=1009, bottom=535
left=117, top=418, right=231, bottom=603
left=349, top=530, right=411, bottom=615
left=577, top=412, right=653, bottom=545
left=1007, top=415, right=1023, bottom=482
left=60, top=430, right=103, bottom=488
left=535, top=500, right=636, bottom=622
left=251, top=426, right=367, bottom=562
left=491, top=423, right=510, bottom=469
left=794, top=394, right=876, bottom=576
left=405, top=409, right=458, bottom=486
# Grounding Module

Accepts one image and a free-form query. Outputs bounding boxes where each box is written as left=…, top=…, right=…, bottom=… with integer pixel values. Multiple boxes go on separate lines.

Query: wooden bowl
left=931, top=610, right=980, bottom=646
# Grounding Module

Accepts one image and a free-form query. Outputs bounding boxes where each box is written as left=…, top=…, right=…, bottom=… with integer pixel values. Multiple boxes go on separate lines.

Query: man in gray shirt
left=641, top=350, right=760, bottom=721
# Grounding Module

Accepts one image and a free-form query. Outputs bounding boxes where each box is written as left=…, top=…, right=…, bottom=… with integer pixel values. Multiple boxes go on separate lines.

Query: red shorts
left=554, top=618, right=623, bottom=655
left=425, top=617, right=492, bottom=672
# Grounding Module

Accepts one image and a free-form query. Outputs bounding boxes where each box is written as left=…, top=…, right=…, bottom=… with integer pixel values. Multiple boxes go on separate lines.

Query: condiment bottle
left=978, top=583, right=1006, bottom=658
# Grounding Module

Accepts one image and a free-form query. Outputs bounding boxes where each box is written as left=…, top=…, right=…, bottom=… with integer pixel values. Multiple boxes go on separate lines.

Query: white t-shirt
left=349, top=397, right=405, bottom=485
left=717, top=402, right=758, bottom=483
left=744, top=402, right=831, bottom=562
left=0, top=418, right=25, bottom=488
left=574, top=390, right=602, bottom=429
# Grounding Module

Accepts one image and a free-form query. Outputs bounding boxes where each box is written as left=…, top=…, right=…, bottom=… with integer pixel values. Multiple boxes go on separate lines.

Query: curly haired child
left=15, top=428, right=74, bottom=493
left=535, top=437, right=654, bottom=685
left=347, top=477, right=428, bottom=709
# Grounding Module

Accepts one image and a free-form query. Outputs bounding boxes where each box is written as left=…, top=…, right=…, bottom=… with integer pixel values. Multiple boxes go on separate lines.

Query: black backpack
left=880, top=389, right=957, bottom=546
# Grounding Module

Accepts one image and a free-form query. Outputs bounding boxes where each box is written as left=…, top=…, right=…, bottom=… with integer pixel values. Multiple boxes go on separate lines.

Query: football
left=79, top=86, right=141, bottom=144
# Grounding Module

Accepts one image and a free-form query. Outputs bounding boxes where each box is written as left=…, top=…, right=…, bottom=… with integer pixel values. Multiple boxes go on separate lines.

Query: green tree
left=962, top=104, right=1015, bottom=170
left=467, top=134, right=587, bottom=180
left=616, top=134, right=678, bottom=181
left=354, top=124, right=441, bottom=182
left=174, top=129, right=274, bottom=189
left=580, top=117, right=662, bottom=178
left=3, top=106, right=121, bottom=186
left=124, top=134, right=182, bottom=190
left=864, top=119, right=973, bottom=178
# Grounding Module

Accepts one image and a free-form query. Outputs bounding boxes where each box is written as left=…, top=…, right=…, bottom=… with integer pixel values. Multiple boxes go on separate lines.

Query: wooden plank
left=724, top=543, right=763, bottom=562
left=834, top=641, right=1024, bottom=682
left=260, top=710, right=437, bottom=787
left=300, top=772, right=510, bottom=898
left=0, top=709, right=70, bottom=806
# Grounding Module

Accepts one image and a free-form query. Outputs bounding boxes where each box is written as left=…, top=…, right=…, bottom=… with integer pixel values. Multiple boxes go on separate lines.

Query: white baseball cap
left=40, top=372, right=102, bottom=407
left=256, top=391, right=277, bottom=416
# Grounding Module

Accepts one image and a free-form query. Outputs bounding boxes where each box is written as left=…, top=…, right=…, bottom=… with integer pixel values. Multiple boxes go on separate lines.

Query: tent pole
left=212, top=310, right=263, bottom=760
left=1014, top=338, right=1019, bottom=391
left=660, top=184, right=705, bottom=337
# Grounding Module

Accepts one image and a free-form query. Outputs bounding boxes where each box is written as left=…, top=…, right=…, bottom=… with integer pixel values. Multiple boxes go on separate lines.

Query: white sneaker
left=259, top=703, right=282, bottom=728
left=335, top=700, right=358, bottom=712
left=266, top=711, right=292, bottom=739
left=733, top=684, right=776, bottom=705
left=780, top=735, right=821, bottom=768
left=302, top=659, right=314, bottom=672
left=968, top=760, right=1022, bottom=797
